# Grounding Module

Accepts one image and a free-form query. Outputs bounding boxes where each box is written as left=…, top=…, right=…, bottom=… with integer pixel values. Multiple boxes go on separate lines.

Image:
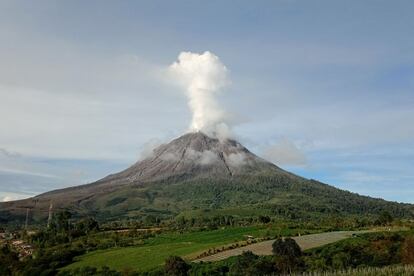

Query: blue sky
left=0, top=0, right=413, bottom=202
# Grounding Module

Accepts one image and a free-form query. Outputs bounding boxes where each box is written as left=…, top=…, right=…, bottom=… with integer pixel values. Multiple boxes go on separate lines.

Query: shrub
left=401, top=236, right=414, bottom=264
left=164, top=256, right=190, bottom=276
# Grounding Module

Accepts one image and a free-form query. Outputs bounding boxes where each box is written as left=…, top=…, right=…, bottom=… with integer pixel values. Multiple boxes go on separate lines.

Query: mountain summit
left=1, top=132, right=413, bottom=224
left=101, top=132, right=286, bottom=184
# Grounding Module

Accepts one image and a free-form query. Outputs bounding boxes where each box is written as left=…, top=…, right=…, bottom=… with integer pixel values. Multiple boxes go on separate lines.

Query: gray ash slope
left=1, top=132, right=413, bottom=224
left=39, top=131, right=292, bottom=198
left=101, top=132, right=291, bottom=183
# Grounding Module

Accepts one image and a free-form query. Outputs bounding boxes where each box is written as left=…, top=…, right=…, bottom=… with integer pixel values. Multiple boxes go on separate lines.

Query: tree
left=258, top=215, right=271, bottom=224
left=376, top=211, right=393, bottom=226
left=164, top=256, right=190, bottom=276
left=58, top=266, right=121, bottom=275
left=272, top=237, right=302, bottom=258
left=272, top=238, right=303, bottom=274
left=144, top=215, right=157, bottom=226
left=229, top=251, right=259, bottom=275
left=55, top=211, right=72, bottom=232
left=75, top=217, right=99, bottom=234
left=247, top=258, right=275, bottom=275
left=0, top=245, right=21, bottom=275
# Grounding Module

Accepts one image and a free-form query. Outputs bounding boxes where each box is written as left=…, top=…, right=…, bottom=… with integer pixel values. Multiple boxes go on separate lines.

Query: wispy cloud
left=0, top=167, right=58, bottom=179
left=261, top=139, right=307, bottom=166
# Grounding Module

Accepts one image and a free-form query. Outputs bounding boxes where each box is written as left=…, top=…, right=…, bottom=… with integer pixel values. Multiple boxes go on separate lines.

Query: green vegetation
left=304, top=231, right=414, bottom=271
left=2, top=133, right=414, bottom=275
left=58, top=266, right=121, bottom=276
left=3, top=172, right=413, bottom=227
left=2, top=222, right=414, bottom=275
left=64, top=225, right=291, bottom=272
left=301, top=264, right=414, bottom=276
left=227, top=251, right=274, bottom=276
left=187, top=230, right=414, bottom=275
left=195, top=230, right=373, bottom=263
left=0, top=245, right=20, bottom=275
left=85, top=176, right=414, bottom=223
left=63, top=228, right=414, bottom=273
left=1, top=198, right=413, bottom=275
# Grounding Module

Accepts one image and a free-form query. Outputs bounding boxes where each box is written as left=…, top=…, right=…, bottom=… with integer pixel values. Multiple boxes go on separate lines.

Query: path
left=193, top=230, right=368, bottom=262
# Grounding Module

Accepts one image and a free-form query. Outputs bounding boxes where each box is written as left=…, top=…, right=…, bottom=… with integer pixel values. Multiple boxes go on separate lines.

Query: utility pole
left=47, top=201, right=53, bottom=228
left=25, top=208, right=29, bottom=229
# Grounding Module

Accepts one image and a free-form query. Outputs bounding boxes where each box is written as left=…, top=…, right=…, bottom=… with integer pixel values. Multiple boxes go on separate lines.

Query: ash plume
left=169, top=51, right=231, bottom=139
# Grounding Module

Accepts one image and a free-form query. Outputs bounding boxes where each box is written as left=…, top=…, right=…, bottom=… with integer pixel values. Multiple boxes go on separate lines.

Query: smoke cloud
left=186, top=149, right=220, bottom=165
left=226, top=152, right=248, bottom=167
left=262, top=139, right=307, bottom=166
left=139, top=138, right=163, bottom=159
left=160, top=152, right=180, bottom=162
left=169, top=51, right=231, bottom=139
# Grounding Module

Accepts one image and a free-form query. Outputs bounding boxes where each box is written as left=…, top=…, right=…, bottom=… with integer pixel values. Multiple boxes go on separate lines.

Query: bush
left=58, top=266, right=121, bottom=276
left=229, top=251, right=258, bottom=275
left=401, top=236, right=414, bottom=264
left=164, top=256, right=190, bottom=276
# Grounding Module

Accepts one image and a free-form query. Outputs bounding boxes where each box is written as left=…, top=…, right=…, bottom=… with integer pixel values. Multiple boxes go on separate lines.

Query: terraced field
left=193, top=230, right=369, bottom=262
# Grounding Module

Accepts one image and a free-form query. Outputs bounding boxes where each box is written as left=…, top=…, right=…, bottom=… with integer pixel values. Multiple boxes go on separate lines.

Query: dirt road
left=193, top=230, right=367, bottom=263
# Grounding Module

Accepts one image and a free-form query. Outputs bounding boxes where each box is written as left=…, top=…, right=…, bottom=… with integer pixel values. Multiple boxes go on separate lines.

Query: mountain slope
left=0, top=132, right=413, bottom=224
left=99, top=132, right=289, bottom=183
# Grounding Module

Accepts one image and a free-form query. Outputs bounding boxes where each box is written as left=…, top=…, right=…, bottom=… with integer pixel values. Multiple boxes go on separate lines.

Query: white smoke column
left=169, top=51, right=230, bottom=138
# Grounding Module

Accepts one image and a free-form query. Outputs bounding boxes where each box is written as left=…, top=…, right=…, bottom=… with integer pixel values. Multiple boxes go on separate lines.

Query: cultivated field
left=64, top=226, right=277, bottom=272
left=193, top=230, right=369, bottom=262
left=64, top=227, right=368, bottom=272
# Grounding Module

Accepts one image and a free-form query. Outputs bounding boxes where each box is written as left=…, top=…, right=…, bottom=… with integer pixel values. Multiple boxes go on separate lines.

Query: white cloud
left=261, top=139, right=307, bottom=166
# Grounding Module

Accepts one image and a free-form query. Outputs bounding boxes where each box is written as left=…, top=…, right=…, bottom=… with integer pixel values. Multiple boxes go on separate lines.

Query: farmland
left=63, top=227, right=370, bottom=272
left=64, top=226, right=268, bottom=271
left=63, top=225, right=320, bottom=272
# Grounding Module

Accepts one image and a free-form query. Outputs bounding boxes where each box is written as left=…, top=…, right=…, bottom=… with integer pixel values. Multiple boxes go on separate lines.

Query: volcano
left=0, top=132, right=413, bottom=224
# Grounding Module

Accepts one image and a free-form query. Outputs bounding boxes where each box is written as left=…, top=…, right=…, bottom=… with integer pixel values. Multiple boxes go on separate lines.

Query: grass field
left=64, top=226, right=282, bottom=272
